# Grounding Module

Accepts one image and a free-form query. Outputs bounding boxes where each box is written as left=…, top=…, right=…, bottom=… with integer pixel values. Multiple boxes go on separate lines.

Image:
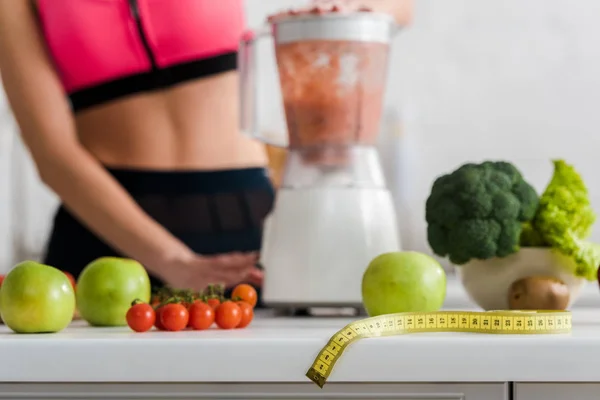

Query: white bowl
left=455, top=247, right=587, bottom=310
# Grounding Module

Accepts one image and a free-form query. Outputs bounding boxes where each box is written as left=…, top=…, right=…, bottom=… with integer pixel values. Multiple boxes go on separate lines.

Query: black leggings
left=42, top=167, right=275, bottom=308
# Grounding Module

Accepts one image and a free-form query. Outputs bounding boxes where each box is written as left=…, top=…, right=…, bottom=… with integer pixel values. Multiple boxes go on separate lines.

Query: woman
left=0, top=0, right=412, bottom=303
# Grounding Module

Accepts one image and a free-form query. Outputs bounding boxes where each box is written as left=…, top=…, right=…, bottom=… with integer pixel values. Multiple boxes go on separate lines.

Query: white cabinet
left=515, top=383, right=600, bottom=400
left=0, top=383, right=509, bottom=400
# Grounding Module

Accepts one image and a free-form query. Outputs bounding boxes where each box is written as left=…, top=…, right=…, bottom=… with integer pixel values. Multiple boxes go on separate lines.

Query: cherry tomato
left=160, top=303, right=189, bottom=332
left=63, top=271, right=76, bottom=291
left=154, top=306, right=167, bottom=330
left=188, top=301, right=215, bottom=330
left=185, top=300, right=199, bottom=327
left=151, top=295, right=161, bottom=308
left=235, top=301, right=254, bottom=329
left=0, top=275, right=5, bottom=287
left=232, top=284, right=258, bottom=308
left=207, top=297, right=221, bottom=310
left=126, top=302, right=156, bottom=333
left=215, top=301, right=242, bottom=330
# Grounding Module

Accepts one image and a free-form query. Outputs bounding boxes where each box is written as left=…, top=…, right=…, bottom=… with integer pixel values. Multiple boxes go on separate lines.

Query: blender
left=239, top=7, right=402, bottom=312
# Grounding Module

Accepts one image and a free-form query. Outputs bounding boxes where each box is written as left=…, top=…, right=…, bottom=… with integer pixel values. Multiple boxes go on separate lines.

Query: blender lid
left=269, top=11, right=399, bottom=45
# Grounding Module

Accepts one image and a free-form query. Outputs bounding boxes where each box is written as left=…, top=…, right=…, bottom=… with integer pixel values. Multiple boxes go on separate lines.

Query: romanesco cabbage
left=528, top=160, right=600, bottom=281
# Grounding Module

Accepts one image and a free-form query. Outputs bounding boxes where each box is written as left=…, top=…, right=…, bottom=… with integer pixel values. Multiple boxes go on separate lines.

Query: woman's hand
left=158, top=251, right=260, bottom=292
left=244, top=267, right=264, bottom=287
left=310, top=0, right=413, bottom=25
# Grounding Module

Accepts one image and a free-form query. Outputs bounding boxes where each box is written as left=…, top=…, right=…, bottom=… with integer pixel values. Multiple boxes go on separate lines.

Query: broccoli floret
left=528, top=160, right=600, bottom=281
left=425, top=161, right=539, bottom=265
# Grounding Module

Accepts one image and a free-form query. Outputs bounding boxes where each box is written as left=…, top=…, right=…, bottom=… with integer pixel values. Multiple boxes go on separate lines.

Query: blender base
left=261, top=187, right=401, bottom=309
left=269, top=304, right=368, bottom=318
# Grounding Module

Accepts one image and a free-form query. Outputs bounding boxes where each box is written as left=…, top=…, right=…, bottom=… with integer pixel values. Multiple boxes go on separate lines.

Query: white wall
left=0, top=89, right=15, bottom=273
left=392, top=0, right=600, bottom=258
left=2, top=0, right=600, bottom=273
left=0, top=88, right=59, bottom=274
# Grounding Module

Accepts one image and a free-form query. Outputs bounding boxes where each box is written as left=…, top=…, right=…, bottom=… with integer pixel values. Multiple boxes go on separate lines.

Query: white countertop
left=1, top=304, right=600, bottom=384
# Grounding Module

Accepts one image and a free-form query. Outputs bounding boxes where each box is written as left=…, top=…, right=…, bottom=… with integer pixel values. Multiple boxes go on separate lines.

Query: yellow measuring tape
left=306, top=310, right=572, bottom=388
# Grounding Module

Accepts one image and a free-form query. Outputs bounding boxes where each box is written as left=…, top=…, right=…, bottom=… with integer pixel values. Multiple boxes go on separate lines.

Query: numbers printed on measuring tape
left=306, top=310, right=572, bottom=389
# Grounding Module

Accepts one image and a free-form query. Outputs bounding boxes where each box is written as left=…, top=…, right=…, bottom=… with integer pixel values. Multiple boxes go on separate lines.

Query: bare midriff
left=75, top=71, right=268, bottom=171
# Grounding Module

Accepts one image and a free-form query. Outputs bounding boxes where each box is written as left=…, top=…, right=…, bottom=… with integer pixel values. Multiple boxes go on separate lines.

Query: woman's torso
left=35, top=0, right=267, bottom=170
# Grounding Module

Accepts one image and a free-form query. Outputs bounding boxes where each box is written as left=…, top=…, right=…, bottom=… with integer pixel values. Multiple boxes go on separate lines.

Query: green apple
left=0, top=261, right=75, bottom=333
left=76, top=257, right=151, bottom=327
left=361, top=251, right=447, bottom=317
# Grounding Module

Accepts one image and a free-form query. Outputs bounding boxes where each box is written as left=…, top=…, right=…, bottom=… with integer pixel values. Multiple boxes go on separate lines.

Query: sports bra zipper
left=128, top=0, right=158, bottom=71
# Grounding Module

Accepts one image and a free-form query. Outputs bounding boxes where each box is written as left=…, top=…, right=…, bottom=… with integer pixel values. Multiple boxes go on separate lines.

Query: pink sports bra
left=36, top=0, right=246, bottom=112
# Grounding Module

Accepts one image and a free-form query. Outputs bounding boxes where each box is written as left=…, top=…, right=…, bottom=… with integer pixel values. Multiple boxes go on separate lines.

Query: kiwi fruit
left=508, top=276, right=570, bottom=310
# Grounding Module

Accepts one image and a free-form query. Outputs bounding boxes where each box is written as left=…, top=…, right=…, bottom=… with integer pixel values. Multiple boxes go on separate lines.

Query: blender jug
left=239, top=10, right=400, bottom=167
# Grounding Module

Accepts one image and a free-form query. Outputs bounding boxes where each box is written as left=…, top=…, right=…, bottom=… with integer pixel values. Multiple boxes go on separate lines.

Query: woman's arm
left=0, top=1, right=256, bottom=287
left=364, top=0, right=413, bottom=25
left=311, top=0, right=413, bottom=24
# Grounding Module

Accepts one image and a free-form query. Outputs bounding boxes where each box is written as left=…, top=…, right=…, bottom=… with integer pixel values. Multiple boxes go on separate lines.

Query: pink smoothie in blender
left=267, top=6, right=394, bottom=166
